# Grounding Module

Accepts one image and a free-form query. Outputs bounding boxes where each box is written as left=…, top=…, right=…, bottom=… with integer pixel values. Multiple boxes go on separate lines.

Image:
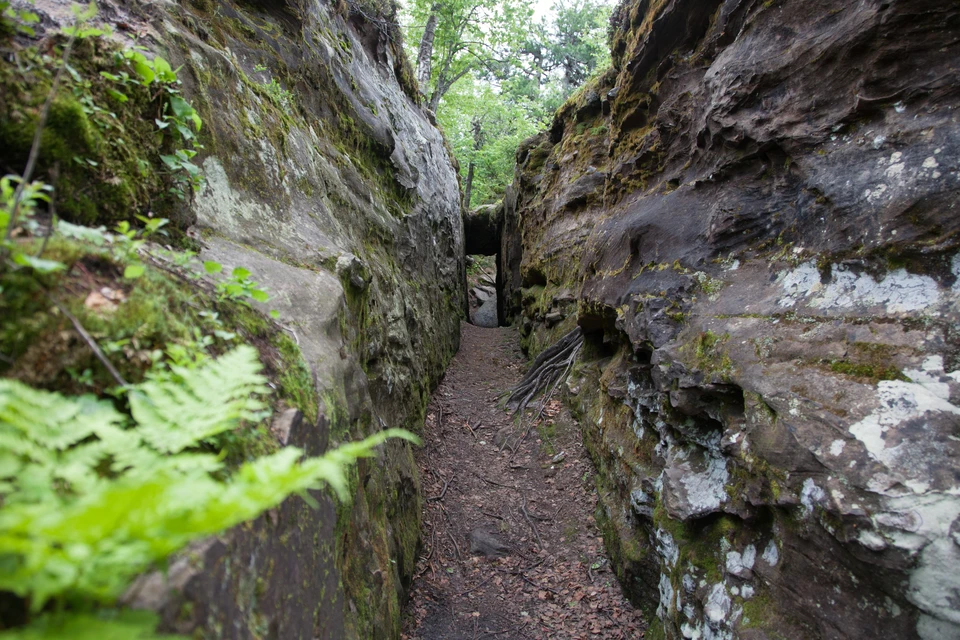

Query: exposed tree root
left=505, top=327, right=583, bottom=415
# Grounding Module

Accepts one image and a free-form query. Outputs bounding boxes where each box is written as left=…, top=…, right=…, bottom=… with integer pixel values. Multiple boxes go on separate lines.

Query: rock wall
left=8, top=0, right=463, bottom=637
left=501, top=1, right=960, bottom=638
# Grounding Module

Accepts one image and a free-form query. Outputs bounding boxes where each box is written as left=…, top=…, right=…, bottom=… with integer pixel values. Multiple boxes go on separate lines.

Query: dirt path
left=402, top=323, right=646, bottom=640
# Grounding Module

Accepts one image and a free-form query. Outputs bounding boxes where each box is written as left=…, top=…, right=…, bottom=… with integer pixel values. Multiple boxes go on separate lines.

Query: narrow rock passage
left=403, top=323, right=645, bottom=639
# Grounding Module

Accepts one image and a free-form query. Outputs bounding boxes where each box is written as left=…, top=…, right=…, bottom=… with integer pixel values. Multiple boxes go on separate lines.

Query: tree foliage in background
left=404, top=0, right=612, bottom=209
left=437, top=77, right=538, bottom=208
left=406, top=0, right=532, bottom=112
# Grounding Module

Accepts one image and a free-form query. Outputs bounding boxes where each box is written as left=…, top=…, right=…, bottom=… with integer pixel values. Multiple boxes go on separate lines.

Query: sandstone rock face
left=501, top=1, right=960, bottom=638
left=24, top=0, right=463, bottom=637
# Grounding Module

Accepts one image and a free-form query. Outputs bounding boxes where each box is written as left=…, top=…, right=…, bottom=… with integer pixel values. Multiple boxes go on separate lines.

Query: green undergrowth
left=0, top=235, right=316, bottom=428
left=0, top=33, right=202, bottom=232
left=0, top=231, right=417, bottom=638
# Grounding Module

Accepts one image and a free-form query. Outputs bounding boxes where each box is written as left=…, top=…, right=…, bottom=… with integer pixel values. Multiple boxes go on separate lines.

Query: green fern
left=0, top=345, right=419, bottom=634
left=0, top=610, right=180, bottom=639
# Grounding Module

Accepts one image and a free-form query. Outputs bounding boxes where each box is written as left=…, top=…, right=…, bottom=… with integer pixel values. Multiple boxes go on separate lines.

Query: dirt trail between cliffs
left=402, top=323, right=646, bottom=640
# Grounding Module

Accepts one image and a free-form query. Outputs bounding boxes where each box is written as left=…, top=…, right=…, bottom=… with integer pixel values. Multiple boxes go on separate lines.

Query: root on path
left=505, top=327, right=583, bottom=415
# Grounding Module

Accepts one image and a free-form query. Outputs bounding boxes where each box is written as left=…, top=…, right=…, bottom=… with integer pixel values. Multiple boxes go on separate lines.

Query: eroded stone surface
left=501, top=0, right=960, bottom=638
left=25, top=0, right=464, bottom=637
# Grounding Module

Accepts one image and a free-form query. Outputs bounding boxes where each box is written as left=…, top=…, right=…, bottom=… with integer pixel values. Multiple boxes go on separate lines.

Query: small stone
left=335, top=253, right=368, bottom=290
left=271, top=408, right=302, bottom=446
left=469, top=529, right=509, bottom=557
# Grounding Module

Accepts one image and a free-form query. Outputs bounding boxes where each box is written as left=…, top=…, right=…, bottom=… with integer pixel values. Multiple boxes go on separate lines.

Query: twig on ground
left=455, top=574, right=494, bottom=597
left=472, top=472, right=517, bottom=490
left=446, top=529, right=462, bottom=562
left=465, top=420, right=479, bottom=441
left=520, top=493, right=545, bottom=550
left=480, top=510, right=504, bottom=520
left=48, top=294, right=128, bottom=387
left=427, top=473, right=454, bottom=502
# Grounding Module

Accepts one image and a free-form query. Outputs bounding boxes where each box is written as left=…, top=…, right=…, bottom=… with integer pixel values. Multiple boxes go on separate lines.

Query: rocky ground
left=402, top=323, right=645, bottom=639
left=466, top=257, right=498, bottom=328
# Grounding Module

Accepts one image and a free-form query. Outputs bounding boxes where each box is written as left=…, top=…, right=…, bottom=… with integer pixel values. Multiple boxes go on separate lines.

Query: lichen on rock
left=499, top=0, right=960, bottom=637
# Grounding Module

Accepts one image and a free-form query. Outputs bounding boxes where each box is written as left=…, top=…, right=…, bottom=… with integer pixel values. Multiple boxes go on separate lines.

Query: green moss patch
left=0, top=37, right=190, bottom=228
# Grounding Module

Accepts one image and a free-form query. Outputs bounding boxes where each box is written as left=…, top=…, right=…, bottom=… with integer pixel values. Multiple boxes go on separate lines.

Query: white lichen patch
left=656, top=528, right=680, bottom=568
left=848, top=367, right=960, bottom=467
left=762, top=539, right=779, bottom=567
left=777, top=261, right=942, bottom=313
left=704, top=583, right=732, bottom=626
left=885, top=492, right=960, bottom=638
left=725, top=544, right=756, bottom=577
left=658, top=572, right=676, bottom=617
left=679, top=455, right=729, bottom=515
left=953, top=253, right=960, bottom=292
left=801, top=478, right=827, bottom=514
left=830, top=439, right=846, bottom=456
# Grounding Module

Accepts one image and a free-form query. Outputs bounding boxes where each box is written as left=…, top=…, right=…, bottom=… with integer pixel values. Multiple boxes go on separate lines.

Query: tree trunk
left=464, top=161, right=475, bottom=210
left=428, top=86, right=443, bottom=113
left=416, top=11, right=439, bottom=99
left=463, top=116, right=483, bottom=209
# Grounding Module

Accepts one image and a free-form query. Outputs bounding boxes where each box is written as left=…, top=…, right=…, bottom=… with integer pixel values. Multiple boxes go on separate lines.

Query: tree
left=496, top=0, right=612, bottom=121
left=549, top=0, right=611, bottom=90
left=437, top=77, right=539, bottom=208
left=406, top=0, right=532, bottom=111
left=404, top=0, right=614, bottom=208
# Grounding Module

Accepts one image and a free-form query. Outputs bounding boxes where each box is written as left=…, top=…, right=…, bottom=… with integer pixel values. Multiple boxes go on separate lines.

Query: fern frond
left=0, top=344, right=421, bottom=620
left=0, top=381, right=124, bottom=450
left=130, top=345, right=269, bottom=454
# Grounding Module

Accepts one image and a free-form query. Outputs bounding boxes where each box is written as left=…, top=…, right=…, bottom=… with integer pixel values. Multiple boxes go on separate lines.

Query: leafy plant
left=260, top=78, right=295, bottom=110
left=0, top=0, right=39, bottom=36
left=0, top=345, right=419, bottom=633
left=103, top=49, right=205, bottom=199
left=202, top=261, right=271, bottom=304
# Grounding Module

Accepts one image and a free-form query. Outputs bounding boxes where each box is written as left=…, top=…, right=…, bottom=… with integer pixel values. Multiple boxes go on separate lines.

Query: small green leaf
left=159, top=155, right=179, bottom=170
left=250, top=289, right=269, bottom=303
left=152, top=56, right=175, bottom=83
left=106, top=89, right=128, bottom=103
left=132, top=59, right=155, bottom=84
left=12, top=253, right=66, bottom=274
left=123, top=264, right=146, bottom=279
left=168, top=95, right=193, bottom=118
left=203, top=261, right=222, bottom=274
left=269, top=310, right=280, bottom=320
left=231, top=267, right=251, bottom=280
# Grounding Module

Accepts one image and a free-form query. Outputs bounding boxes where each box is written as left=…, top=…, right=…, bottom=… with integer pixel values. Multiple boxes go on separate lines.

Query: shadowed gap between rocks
left=464, top=203, right=504, bottom=328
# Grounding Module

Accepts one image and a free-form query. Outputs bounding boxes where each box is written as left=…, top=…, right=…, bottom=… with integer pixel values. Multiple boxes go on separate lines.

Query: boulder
left=12, top=0, right=464, bottom=637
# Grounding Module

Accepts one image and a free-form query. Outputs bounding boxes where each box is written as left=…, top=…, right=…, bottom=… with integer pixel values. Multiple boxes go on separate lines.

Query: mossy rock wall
left=501, top=0, right=960, bottom=638
left=2, top=0, right=463, bottom=637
